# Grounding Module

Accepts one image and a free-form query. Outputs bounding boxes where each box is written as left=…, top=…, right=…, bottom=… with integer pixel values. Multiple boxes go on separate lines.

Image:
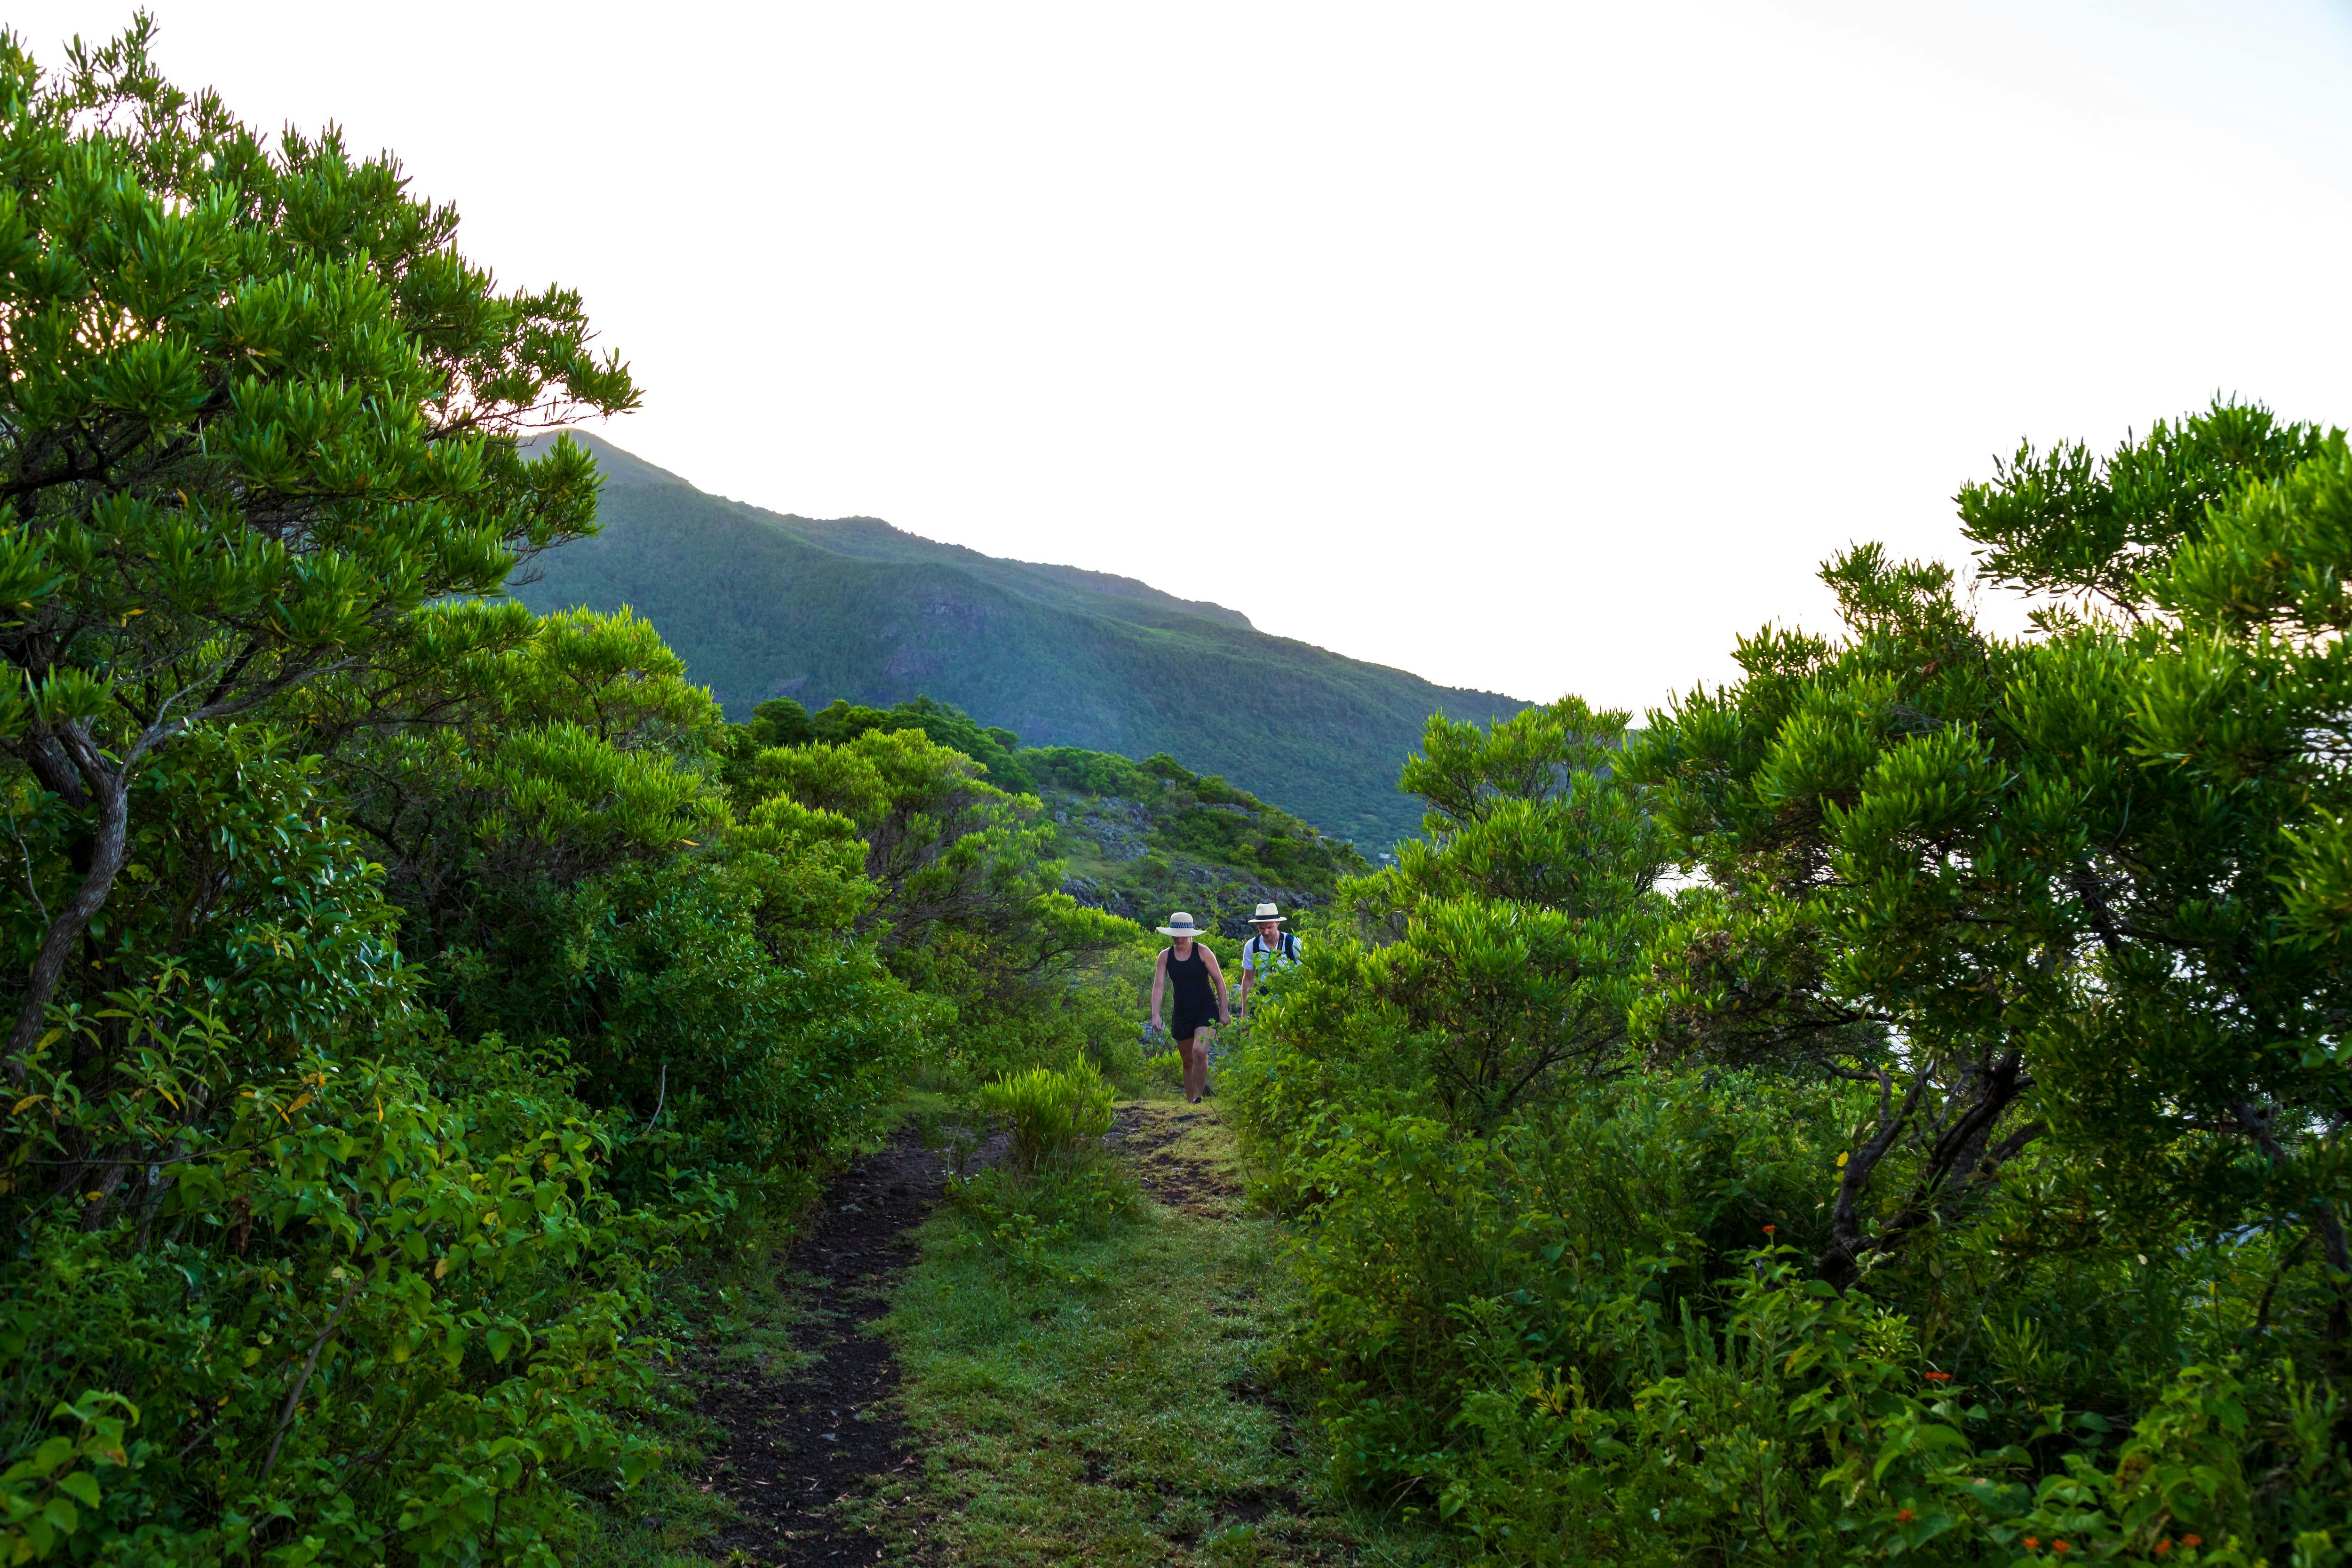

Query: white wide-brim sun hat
left=1157, top=912, right=1209, bottom=938
left=1252, top=902, right=1285, bottom=922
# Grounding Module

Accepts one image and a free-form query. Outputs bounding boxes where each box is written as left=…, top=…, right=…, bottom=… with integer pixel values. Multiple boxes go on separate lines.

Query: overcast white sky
left=14, top=1, right=2352, bottom=710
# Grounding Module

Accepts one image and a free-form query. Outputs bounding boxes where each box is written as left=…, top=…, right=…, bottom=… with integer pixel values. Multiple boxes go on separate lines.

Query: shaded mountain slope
left=1027, top=746, right=1369, bottom=936
left=512, top=432, right=1526, bottom=844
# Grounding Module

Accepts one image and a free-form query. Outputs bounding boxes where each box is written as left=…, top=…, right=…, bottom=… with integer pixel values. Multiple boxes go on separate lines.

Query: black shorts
left=1171, top=1009, right=1215, bottom=1042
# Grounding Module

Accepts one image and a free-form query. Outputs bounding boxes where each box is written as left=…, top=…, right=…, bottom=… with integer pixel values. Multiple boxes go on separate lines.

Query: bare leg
left=1178, top=1033, right=1206, bottom=1101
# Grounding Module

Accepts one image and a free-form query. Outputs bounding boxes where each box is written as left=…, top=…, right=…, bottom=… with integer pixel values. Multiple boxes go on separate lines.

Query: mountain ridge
left=539, top=433, right=1258, bottom=632
left=511, top=430, right=1529, bottom=844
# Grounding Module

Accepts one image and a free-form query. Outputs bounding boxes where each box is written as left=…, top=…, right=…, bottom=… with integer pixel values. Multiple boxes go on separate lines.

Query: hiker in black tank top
left=1148, top=911, right=1229, bottom=1104
left=1164, top=944, right=1216, bottom=1030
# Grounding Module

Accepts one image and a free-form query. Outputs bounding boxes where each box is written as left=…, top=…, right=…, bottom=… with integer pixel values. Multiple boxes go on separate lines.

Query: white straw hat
left=1157, top=911, right=1209, bottom=938
left=1251, top=902, right=1285, bottom=923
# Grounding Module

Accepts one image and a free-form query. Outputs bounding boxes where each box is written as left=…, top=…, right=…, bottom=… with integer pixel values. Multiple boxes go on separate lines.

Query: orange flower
left=1924, top=1370, right=1953, bottom=1382
left=1896, top=1508, right=1914, bottom=1523
left=2025, top=1539, right=2039, bottom=1549
left=2155, top=1544, right=2172, bottom=1557
left=2184, top=1537, right=2203, bottom=1549
left=2054, top=1545, right=2070, bottom=1555
left=1763, top=1224, right=1777, bottom=1235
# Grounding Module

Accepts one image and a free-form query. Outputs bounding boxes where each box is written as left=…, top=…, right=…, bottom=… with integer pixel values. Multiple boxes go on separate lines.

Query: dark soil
left=693, top=1132, right=955, bottom=1567
left=1105, top=1104, right=1243, bottom=1213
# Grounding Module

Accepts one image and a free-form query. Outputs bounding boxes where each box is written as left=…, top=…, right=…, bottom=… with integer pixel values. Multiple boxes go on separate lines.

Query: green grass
left=568, top=1463, right=740, bottom=1568
left=852, top=1101, right=1439, bottom=1566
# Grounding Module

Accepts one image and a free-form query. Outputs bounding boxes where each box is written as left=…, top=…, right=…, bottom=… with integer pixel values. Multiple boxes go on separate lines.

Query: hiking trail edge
left=694, top=1131, right=954, bottom=1567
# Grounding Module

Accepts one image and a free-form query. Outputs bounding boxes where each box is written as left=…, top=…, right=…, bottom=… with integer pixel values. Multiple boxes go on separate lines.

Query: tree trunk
left=1817, top=1067, right=1924, bottom=1291
left=1815, top=1054, right=2036, bottom=1290
left=6, top=730, right=128, bottom=1086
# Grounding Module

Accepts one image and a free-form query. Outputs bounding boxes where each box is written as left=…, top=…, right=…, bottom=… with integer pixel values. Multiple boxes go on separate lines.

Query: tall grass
left=974, top=1059, right=1116, bottom=1172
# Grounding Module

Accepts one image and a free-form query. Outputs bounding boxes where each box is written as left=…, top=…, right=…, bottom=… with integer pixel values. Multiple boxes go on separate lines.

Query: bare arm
left=1236, top=959, right=1254, bottom=1018
left=1201, top=947, right=1232, bottom=1026
left=1148, top=949, right=1167, bottom=1033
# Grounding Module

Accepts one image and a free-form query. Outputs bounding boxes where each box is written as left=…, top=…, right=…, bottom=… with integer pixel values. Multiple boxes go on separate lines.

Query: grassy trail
left=843, top=1096, right=1425, bottom=1567
left=579, top=1095, right=1430, bottom=1567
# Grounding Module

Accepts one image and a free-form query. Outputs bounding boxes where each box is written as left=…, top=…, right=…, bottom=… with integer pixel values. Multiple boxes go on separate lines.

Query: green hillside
left=1032, top=745, right=1370, bottom=934
left=728, top=691, right=1370, bottom=931
left=512, top=432, right=1527, bottom=844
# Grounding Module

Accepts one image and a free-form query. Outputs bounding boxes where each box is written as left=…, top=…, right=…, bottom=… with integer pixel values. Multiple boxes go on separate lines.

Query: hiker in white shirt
left=1235, top=902, right=1300, bottom=1022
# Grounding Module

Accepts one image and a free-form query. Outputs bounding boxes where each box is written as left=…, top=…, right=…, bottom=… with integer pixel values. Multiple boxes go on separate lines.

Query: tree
left=789, top=693, right=1033, bottom=789
left=320, top=603, right=726, bottom=957
left=745, top=727, right=1130, bottom=1068
left=1242, top=699, right=1666, bottom=1138
left=1633, top=401, right=2352, bottom=1335
left=1630, top=547, right=2046, bottom=1289
left=1961, top=404, right=2352, bottom=1337
left=744, top=694, right=813, bottom=748
left=0, top=20, right=635, bottom=1077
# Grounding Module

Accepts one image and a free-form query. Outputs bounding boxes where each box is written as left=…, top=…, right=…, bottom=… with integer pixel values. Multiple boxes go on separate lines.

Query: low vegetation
left=872, top=1096, right=1424, bottom=1567
left=975, top=1060, right=1118, bottom=1174
left=1030, top=747, right=1368, bottom=934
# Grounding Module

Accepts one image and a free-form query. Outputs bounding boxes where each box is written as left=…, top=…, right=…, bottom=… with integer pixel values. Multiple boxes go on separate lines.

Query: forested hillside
left=6, top=19, right=2350, bottom=1568
left=731, top=690, right=1369, bottom=931
left=509, top=431, right=1525, bottom=846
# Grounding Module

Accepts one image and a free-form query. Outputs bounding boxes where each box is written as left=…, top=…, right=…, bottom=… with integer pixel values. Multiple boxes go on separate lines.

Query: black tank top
left=1165, top=943, right=1214, bottom=1016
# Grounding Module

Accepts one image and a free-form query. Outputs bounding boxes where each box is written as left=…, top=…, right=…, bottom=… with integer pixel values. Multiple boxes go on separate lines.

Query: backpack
left=1246, top=931, right=1299, bottom=968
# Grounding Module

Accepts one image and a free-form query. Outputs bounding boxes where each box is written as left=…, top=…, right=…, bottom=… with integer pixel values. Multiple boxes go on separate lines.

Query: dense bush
left=5, top=1017, right=685, bottom=1566
left=1232, top=401, right=2352, bottom=1564
left=0, top=25, right=1130, bottom=1563
left=1025, top=745, right=1157, bottom=800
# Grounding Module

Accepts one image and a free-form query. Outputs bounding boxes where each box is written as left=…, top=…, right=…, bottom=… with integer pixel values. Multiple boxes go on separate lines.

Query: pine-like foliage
left=1230, top=400, right=2352, bottom=1564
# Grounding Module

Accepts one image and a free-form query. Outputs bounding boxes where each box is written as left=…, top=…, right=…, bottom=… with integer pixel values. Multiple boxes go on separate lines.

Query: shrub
left=0, top=986, right=684, bottom=1567
left=1076, top=1003, right=1150, bottom=1093
left=975, top=1061, right=1116, bottom=1173
left=1024, top=746, right=1154, bottom=799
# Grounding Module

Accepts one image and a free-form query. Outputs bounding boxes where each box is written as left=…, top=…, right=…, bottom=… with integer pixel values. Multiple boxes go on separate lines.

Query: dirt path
left=677, top=1101, right=1376, bottom=1566
left=694, top=1132, right=955, bottom=1567
left=1104, top=1102, right=1245, bottom=1214
left=859, top=1097, right=1388, bottom=1565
